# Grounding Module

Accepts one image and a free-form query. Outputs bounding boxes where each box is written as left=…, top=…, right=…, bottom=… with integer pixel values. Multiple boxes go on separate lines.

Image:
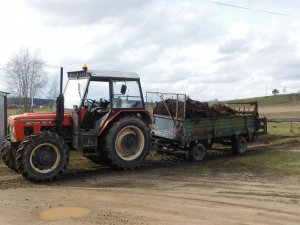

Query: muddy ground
left=1, top=140, right=300, bottom=225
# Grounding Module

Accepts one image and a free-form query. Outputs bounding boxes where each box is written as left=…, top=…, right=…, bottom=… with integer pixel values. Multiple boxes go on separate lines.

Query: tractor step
left=80, top=135, right=99, bottom=156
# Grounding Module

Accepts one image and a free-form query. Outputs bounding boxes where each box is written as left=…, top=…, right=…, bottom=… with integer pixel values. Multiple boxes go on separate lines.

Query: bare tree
left=6, top=48, right=47, bottom=112
left=48, top=79, right=58, bottom=111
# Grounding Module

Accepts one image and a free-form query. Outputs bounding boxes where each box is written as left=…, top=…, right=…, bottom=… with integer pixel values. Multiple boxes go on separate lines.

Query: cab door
left=71, top=109, right=81, bottom=150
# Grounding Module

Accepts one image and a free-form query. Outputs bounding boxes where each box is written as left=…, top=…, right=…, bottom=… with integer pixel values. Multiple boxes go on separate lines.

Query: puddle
left=40, top=206, right=92, bottom=221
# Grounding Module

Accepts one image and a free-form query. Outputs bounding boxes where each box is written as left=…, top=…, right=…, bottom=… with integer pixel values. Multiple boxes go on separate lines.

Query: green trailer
left=146, top=92, right=267, bottom=161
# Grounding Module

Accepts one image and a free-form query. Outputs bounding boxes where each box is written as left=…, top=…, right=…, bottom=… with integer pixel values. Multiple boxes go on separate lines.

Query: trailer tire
left=0, top=136, right=17, bottom=171
left=16, top=132, right=69, bottom=182
left=186, top=143, right=206, bottom=162
left=232, top=136, right=247, bottom=155
left=104, top=116, right=149, bottom=169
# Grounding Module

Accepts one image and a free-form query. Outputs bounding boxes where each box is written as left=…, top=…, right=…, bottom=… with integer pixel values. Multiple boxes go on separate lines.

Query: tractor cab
left=63, top=67, right=147, bottom=158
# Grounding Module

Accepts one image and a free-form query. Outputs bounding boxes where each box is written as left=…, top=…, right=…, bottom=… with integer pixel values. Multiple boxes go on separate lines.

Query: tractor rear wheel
left=16, top=132, right=69, bottom=182
left=104, top=116, right=150, bottom=169
left=0, top=136, right=17, bottom=171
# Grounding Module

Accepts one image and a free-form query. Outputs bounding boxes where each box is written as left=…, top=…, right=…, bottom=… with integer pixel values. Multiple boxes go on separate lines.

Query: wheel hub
left=32, top=146, right=57, bottom=169
left=115, top=125, right=145, bottom=161
left=121, top=133, right=138, bottom=154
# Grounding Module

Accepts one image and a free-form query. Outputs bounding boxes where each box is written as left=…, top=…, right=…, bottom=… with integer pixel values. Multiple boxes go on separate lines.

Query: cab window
left=112, top=81, right=143, bottom=109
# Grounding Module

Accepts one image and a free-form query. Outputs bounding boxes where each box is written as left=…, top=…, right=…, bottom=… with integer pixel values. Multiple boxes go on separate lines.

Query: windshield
left=64, top=78, right=89, bottom=110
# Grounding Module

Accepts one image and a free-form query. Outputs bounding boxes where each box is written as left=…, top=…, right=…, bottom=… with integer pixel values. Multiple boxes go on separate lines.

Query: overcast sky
left=0, top=0, right=300, bottom=101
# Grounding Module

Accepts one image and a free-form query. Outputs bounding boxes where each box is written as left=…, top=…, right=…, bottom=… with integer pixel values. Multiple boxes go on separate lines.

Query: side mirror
left=120, top=84, right=127, bottom=95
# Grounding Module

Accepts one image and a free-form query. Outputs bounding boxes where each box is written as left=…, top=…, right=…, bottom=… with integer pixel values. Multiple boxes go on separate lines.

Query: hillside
left=228, top=93, right=300, bottom=106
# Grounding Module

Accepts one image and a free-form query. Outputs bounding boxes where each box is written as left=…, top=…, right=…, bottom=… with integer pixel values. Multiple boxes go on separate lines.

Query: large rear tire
left=16, top=132, right=69, bottom=182
left=231, top=136, right=247, bottom=155
left=0, top=136, right=17, bottom=171
left=104, top=116, right=150, bottom=169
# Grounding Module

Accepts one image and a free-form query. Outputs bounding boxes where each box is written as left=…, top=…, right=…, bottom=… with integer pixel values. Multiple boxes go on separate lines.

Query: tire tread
left=16, top=131, right=69, bottom=182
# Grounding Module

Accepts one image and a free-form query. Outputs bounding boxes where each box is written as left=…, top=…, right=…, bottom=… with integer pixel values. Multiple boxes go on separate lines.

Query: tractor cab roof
left=67, top=70, right=140, bottom=81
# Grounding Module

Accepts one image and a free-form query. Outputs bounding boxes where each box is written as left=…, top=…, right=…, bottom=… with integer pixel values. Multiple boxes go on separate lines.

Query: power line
left=200, top=0, right=300, bottom=19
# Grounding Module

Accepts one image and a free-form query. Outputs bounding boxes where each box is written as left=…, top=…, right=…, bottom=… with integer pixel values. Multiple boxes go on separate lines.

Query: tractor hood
left=9, top=112, right=72, bottom=126
left=7, top=112, right=72, bottom=142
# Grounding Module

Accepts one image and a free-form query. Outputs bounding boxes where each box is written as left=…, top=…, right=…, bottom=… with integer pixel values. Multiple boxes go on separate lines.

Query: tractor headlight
left=9, top=125, right=15, bottom=136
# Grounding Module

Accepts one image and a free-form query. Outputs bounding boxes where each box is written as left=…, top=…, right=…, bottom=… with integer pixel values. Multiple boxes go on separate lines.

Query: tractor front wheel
left=16, top=132, right=69, bottom=182
left=0, top=136, right=17, bottom=171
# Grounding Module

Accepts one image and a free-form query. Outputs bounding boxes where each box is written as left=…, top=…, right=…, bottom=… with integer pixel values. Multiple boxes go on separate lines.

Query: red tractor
left=0, top=65, right=152, bottom=182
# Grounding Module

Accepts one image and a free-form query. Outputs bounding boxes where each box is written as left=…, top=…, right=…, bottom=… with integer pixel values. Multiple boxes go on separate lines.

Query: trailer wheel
left=16, top=132, right=69, bottom=182
left=186, top=143, right=206, bottom=162
left=0, top=136, right=17, bottom=171
left=104, top=116, right=149, bottom=169
left=232, top=136, right=247, bottom=155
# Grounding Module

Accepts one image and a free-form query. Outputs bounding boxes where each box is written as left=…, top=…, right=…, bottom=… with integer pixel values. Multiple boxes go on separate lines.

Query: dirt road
left=1, top=145, right=300, bottom=225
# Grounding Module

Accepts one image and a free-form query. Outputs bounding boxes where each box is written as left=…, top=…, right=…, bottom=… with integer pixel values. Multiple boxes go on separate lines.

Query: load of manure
left=153, top=98, right=237, bottom=119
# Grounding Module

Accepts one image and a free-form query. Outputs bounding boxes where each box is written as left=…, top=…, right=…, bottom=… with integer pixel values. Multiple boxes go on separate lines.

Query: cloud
left=26, top=0, right=152, bottom=25
left=3, top=0, right=298, bottom=100
left=51, top=1, right=229, bottom=86
left=27, top=0, right=300, bottom=28
left=218, top=39, right=249, bottom=54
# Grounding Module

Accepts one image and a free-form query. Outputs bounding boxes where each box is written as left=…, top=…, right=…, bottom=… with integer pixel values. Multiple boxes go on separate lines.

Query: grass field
left=267, top=122, right=300, bottom=137
left=230, top=93, right=300, bottom=106
left=185, top=148, right=300, bottom=176
left=258, top=102, right=300, bottom=118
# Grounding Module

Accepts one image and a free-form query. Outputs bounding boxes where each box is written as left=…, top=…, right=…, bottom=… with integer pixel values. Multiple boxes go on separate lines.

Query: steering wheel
left=85, top=99, right=101, bottom=112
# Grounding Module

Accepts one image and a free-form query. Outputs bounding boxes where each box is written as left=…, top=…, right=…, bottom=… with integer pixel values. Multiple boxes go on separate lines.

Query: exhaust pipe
left=59, top=67, right=63, bottom=95
left=56, top=67, right=64, bottom=124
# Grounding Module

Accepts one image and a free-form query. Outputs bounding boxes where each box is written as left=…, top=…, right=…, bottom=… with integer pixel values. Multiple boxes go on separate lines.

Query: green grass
left=227, top=150, right=300, bottom=175
left=229, top=93, right=300, bottom=106
left=267, top=122, right=300, bottom=137
left=185, top=149, right=300, bottom=176
left=70, top=150, right=82, bottom=158
left=253, top=122, right=300, bottom=145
